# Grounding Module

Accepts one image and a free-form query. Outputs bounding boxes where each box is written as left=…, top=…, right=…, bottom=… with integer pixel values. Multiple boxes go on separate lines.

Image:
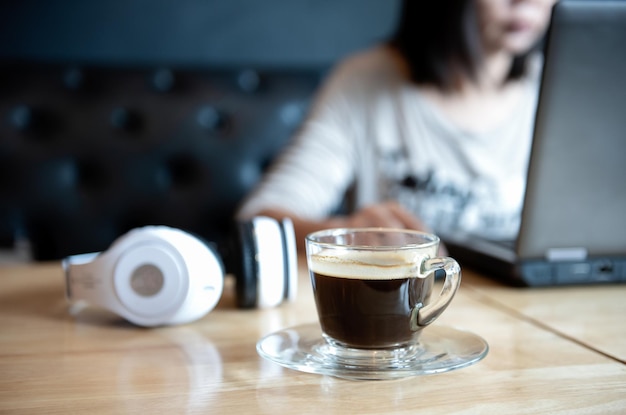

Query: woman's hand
left=338, top=201, right=430, bottom=231
left=250, top=202, right=448, bottom=255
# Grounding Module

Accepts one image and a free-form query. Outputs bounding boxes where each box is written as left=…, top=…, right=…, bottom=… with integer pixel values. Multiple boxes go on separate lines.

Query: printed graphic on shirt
left=379, top=150, right=523, bottom=239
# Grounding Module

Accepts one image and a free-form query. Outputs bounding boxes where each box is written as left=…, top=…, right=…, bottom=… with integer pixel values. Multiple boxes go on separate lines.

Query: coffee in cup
left=306, top=228, right=461, bottom=352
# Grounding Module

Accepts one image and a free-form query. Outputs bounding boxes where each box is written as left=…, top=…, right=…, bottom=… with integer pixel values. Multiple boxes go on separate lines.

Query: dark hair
left=388, top=0, right=532, bottom=90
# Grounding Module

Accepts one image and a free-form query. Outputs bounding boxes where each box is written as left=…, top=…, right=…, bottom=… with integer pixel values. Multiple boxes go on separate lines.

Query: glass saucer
left=256, top=323, right=488, bottom=380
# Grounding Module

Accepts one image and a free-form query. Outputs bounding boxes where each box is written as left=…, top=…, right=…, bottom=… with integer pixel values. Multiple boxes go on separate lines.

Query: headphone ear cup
left=232, top=221, right=259, bottom=308
left=65, top=226, right=225, bottom=327
left=231, top=216, right=297, bottom=309
left=247, top=216, right=295, bottom=308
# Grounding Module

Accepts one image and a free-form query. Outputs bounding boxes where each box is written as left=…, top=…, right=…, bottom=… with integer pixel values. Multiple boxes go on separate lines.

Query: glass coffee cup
left=305, top=228, right=461, bottom=367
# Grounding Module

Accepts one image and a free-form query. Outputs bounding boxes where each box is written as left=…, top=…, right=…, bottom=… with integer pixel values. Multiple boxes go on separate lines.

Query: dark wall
left=0, top=0, right=400, bottom=67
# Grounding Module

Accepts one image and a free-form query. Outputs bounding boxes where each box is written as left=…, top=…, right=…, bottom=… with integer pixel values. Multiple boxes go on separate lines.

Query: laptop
left=443, top=0, right=626, bottom=287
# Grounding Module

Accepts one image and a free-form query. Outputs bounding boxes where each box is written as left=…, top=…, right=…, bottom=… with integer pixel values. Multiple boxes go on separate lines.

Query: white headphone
left=63, top=217, right=298, bottom=327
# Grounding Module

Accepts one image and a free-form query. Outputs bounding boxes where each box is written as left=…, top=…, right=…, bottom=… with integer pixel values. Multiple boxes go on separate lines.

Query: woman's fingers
left=347, top=202, right=430, bottom=231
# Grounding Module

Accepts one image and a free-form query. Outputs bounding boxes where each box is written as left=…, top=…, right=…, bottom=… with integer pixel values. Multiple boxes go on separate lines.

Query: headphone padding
left=234, top=220, right=258, bottom=308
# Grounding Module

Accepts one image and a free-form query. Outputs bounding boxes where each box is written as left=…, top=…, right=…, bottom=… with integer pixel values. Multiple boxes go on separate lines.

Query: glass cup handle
left=415, top=257, right=462, bottom=327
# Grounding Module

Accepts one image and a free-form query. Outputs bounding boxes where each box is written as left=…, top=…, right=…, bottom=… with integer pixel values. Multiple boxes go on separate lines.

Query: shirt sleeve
left=236, top=55, right=367, bottom=221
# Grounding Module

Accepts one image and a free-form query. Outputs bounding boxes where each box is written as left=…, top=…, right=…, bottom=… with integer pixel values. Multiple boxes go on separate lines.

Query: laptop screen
left=518, top=0, right=626, bottom=260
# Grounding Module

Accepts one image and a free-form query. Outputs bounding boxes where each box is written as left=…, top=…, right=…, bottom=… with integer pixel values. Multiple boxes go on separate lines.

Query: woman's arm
left=254, top=201, right=430, bottom=254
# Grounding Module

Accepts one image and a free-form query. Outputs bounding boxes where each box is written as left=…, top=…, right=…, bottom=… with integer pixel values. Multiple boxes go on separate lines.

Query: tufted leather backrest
left=1, top=64, right=320, bottom=260
left=0, top=0, right=399, bottom=260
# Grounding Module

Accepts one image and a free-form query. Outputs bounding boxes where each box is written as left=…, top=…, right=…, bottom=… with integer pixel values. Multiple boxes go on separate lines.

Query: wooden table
left=1, top=262, right=625, bottom=414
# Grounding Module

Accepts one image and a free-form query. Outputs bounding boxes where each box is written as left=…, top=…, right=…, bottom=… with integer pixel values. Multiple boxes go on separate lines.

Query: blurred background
left=1, top=0, right=398, bottom=67
left=0, top=0, right=400, bottom=262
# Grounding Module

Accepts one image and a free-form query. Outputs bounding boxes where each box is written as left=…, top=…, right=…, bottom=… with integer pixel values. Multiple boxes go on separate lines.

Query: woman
left=237, top=0, right=557, bottom=251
